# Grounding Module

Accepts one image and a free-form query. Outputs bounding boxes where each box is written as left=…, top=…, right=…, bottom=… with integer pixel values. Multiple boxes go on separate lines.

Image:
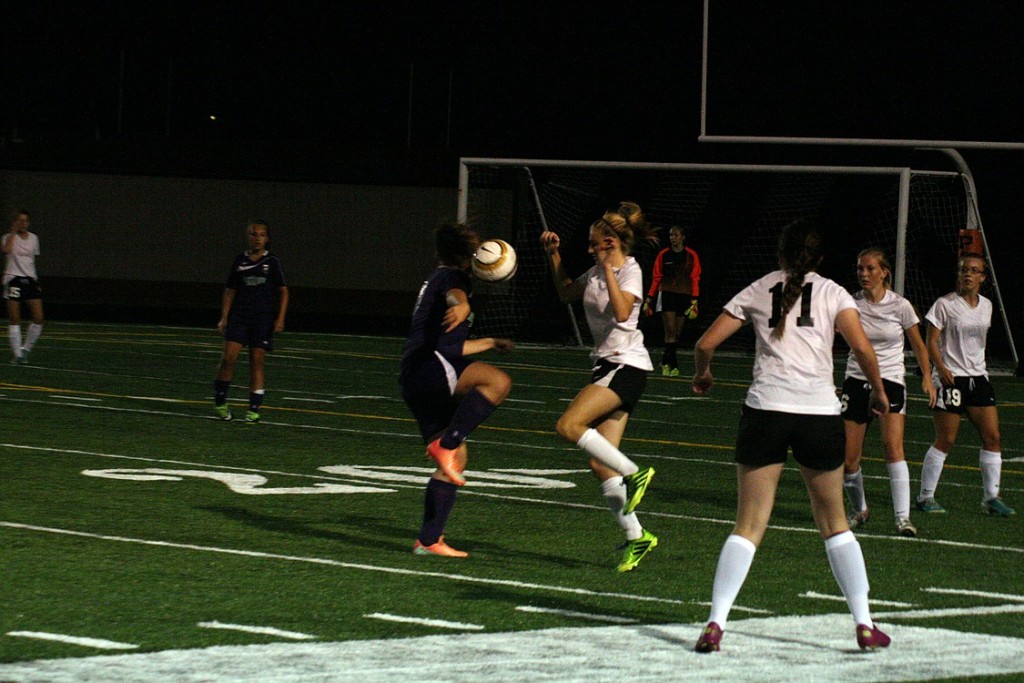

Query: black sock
left=249, top=391, right=264, bottom=412
left=214, top=379, right=230, bottom=405
left=439, top=389, right=497, bottom=450
left=418, top=478, right=459, bottom=545
left=665, top=342, right=678, bottom=368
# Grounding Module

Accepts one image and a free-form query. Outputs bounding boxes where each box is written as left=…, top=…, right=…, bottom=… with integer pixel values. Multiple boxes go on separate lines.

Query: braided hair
left=772, top=219, right=824, bottom=340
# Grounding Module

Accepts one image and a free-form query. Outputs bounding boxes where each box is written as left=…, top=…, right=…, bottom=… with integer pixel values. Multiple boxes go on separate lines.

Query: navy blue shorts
left=935, top=375, right=996, bottom=414
left=735, top=405, right=845, bottom=471
left=224, top=315, right=275, bottom=351
left=3, top=276, right=42, bottom=301
left=657, top=291, right=690, bottom=315
left=400, top=351, right=473, bottom=443
left=840, top=377, right=907, bottom=423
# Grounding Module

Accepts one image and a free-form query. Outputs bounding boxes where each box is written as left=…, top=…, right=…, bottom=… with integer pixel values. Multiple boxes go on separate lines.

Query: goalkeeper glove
left=685, top=298, right=699, bottom=320
left=642, top=297, right=653, bottom=317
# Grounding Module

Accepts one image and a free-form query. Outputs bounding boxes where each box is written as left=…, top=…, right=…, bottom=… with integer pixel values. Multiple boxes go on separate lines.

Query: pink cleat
left=694, top=621, right=723, bottom=653
left=426, top=438, right=465, bottom=486
left=413, top=535, right=468, bottom=558
left=856, top=623, right=891, bottom=650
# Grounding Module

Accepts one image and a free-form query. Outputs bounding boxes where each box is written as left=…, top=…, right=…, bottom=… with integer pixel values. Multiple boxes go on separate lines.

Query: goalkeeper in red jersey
left=642, top=225, right=701, bottom=376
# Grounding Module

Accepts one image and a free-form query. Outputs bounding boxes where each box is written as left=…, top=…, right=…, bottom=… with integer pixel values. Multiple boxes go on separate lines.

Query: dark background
left=1, top=1, right=1022, bottom=337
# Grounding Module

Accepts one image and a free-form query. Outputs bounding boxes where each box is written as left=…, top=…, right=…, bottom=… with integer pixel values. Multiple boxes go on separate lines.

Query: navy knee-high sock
left=419, top=478, right=459, bottom=545
left=214, top=379, right=230, bottom=406
left=438, top=389, right=497, bottom=450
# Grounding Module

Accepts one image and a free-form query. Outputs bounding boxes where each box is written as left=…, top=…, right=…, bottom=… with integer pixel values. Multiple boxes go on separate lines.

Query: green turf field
left=1, top=322, right=1022, bottom=681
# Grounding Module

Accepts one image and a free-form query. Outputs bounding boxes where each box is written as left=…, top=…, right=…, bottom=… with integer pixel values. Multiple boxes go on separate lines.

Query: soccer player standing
left=400, top=222, right=514, bottom=557
left=643, top=225, right=701, bottom=376
left=692, top=219, right=892, bottom=652
left=213, top=220, right=289, bottom=423
left=2, top=210, right=44, bottom=365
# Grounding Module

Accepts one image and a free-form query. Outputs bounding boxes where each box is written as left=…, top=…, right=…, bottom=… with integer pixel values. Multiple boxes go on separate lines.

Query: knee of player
left=554, top=415, right=582, bottom=443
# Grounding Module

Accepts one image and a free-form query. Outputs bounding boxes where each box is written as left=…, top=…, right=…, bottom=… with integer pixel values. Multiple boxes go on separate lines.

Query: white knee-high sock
left=979, top=450, right=1002, bottom=501
left=577, top=428, right=639, bottom=476
left=825, top=531, right=873, bottom=627
left=8, top=325, right=22, bottom=356
left=843, top=468, right=867, bottom=513
left=707, top=534, right=756, bottom=630
left=24, top=322, right=42, bottom=350
left=887, top=460, right=911, bottom=520
left=600, top=476, right=643, bottom=540
left=918, top=446, right=947, bottom=501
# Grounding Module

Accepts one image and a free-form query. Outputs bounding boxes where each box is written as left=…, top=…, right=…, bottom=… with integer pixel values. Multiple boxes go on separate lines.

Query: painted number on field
left=319, top=465, right=579, bottom=489
left=80, top=469, right=395, bottom=495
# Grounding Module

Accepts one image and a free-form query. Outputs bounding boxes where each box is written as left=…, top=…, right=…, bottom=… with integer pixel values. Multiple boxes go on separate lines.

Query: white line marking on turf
left=515, top=605, right=639, bottom=624
left=5, top=631, right=138, bottom=650
left=873, top=604, right=1024, bottom=620
left=49, top=395, right=103, bottom=401
left=364, top=613, right=485, bottom=631
left=197, top=621, right=316, bottom=640
left=922, top=587, right=1024, bottom=602
left=125, top=396, right=188, bottom=403
left=800, top=591, right=917, bottom=608
left=0, top=522, right=728, bottom=610
left=282, top=397, right=335, bottom=403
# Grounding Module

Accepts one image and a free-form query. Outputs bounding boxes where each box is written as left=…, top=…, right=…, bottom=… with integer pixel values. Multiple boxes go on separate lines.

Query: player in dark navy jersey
left=400, top=222, right=514, bottom=557
left=213, top=221, right=289, bottom=423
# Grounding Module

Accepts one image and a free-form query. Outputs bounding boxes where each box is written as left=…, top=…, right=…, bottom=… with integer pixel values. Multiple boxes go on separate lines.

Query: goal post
left=457, top=157, right=1019, bottom=374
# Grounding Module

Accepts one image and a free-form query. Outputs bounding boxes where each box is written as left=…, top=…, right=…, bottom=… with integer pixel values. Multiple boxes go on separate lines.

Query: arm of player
left=692, top=311, right=743, bottom=395
left=443, top=288, right=471, bottom=332
left=837, top=308, right=890, bottom=417
left=906, top=322, right=937, bottom=408
left=463, top=337, right=515, bottom=355
left=275, top=286, right=289, bottom=333
left=926, top=321, right=954, bottom=386
left=539, top=231, right=584, bottom=303
left=217, top=288, right=236, bottom=333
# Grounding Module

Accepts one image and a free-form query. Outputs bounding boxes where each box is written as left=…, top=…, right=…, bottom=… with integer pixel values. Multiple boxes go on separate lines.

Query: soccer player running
left=692, top=219, right=892, bottom=653
left=2, top=210, right=44, bottom=364
left=540, top=201, right=659, bottom=573
left=213, top=220, right=289, bottom=423
left=916, top=253, right=1015, bottom=517
left=642, top=225, right=701, bottom=376
left=841, top=248, right=936, bottom=537
left=400, top=222, right=514, bottom=558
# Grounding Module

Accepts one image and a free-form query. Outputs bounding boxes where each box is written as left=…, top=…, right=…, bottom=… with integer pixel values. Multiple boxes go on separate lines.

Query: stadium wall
left=1, top=169, right=459, bottom=333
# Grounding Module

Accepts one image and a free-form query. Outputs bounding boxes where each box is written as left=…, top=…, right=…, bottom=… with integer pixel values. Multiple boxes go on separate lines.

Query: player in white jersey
left=2, top=210, right=44, bottom=364
left=691, top=220, right=892, bottom=653
left=917, top=253, right=1015, bottom=517
left=540, top=201, right=659, bottom=573
left=840, top=248, right=936, bottom=537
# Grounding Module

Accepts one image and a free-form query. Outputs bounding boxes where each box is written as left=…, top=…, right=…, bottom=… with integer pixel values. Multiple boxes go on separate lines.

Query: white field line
left=2, top=441, right=1022, bottom=555
left=48, top=395, right=103, bottom=402
left=125, top=396, right=189, bottom=403
left=5, top=631, right=138, bottom=650
left=922, top=587, right=1024, bottom=602
left=196, top=621, right=316, bottom=640
left=364, top=613, right=484, bottom=631
left=515, top=605, right=639, bottom=624
left=799, top=591, right=917, bottom=608
left=874, top=604, right=1024, bottom=620
left=281, top=397, right=335, bottom=403
left=0, top=522, right=735, bottom=611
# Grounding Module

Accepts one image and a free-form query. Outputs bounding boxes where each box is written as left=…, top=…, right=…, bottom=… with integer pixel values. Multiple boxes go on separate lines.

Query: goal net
left=458, top=158, right=1018, bottom=374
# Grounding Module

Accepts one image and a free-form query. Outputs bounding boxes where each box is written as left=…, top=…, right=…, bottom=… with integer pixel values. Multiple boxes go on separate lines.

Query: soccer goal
left=458, top=157, right=1019, bottom=374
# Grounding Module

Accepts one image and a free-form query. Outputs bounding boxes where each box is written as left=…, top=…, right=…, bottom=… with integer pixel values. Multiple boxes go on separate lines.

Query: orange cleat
left=413, top=535, right=468, bottom=558
left=426, top=438, right=466, bottom=486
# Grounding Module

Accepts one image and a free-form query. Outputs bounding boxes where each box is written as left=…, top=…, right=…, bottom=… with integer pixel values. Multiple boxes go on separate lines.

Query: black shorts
left=590, top=359, right=648, bottom=414
left=3, top=276, right=41, bottom=301
left=935, top=375, right=996, bottom=414
left=224, top=314, right=275, bottom=351
left=735, top=405, right=845, bottom=471
left=840, top=377, right=907, bottom=424
left=657, top=291, right=690, bottom=315
left=400, top=351, right=473, bottom=443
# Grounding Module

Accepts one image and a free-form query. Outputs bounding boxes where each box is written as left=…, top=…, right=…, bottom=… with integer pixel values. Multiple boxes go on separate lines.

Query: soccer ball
left=472, top=239, right=517, bottom=282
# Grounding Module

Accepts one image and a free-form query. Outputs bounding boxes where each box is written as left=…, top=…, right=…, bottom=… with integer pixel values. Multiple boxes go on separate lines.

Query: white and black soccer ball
left=472, top=239, right=518, bottom=282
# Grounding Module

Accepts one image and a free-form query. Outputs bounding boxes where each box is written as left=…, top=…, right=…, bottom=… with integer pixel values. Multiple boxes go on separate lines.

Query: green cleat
left=245, top=410, right=261, bottom=424
left=982, top=497, right=1016, bottom=517
left=215, top=404, right=233, bottom=421
left=915, top=498, right=946, bottom=514
left=623, top=466, right=655, bottom=514
left=617, top=529, right=658, bottom=572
